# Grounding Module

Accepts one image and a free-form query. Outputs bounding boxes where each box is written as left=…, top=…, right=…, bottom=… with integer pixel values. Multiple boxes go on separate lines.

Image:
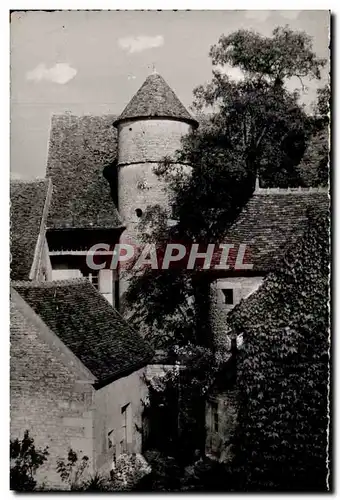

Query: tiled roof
left=225, top=189, right=330, bottom=272
left=113, top=73, right=198, bottom=128
left=10, top=179, right=51, bottom=281
left=46, top=114, right=123, bottom=230
left=10, top=287, right=96, bottom=383
left=13, top=279, right=154, bottom=385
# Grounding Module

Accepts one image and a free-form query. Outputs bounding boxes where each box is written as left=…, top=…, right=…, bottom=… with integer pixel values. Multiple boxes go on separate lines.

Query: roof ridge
left=51, top=112, right=117, bottom=120
left=12, top=278, right=89, bottom=288
left=254, top=186, right=329, bottom=195
left=10, top=177, right=47, bottom=185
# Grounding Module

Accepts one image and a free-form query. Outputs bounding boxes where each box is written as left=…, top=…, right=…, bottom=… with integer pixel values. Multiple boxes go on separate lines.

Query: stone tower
left=113, top=72, right=198, bottom=245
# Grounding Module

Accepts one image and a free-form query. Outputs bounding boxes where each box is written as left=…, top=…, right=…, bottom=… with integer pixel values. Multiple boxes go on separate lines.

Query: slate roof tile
left=10, top=179, right=51, bottom=281
left=46, top=114, right=122, bottom=230
left=225, top=190, right=330, bottom=272
left=13, top=279, right=154, bottom=385
left=113, top=73, right=198, bottom=128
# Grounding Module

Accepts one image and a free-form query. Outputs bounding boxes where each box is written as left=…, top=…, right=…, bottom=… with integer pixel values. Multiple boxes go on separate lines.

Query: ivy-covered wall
left=228, top=204, right=330, bottom=491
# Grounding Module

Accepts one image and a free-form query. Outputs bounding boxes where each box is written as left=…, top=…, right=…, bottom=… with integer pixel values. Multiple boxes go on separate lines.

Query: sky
left=10, top=10, right=330, bottom=179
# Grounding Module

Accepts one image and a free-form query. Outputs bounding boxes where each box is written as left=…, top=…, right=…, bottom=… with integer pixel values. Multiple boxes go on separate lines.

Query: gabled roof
left=13, top=279, right=154, bottom=386
left=225, top=189, right=329, bottom=272
left=46, top=114, right=123, bottom=231
left=10, top=287, right=95, bottom=383
left=113, top=73, right=198, bottom=128
left=10, top=178, right=52, bottom=281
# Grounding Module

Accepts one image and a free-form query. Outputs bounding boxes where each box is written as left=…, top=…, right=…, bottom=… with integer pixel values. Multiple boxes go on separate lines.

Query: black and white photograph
left=9, top=9, right=331, bottom=492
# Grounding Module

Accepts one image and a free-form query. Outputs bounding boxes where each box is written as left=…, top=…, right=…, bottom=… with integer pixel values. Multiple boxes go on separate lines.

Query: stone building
left=209, top=184, right=329, bottom=347
left=10, top=179, right=153, bottom=489
left=45, top=72, right=198, bottom=302
left=10, top=72, right=199, bottom=488
left=10, top=71, right=329, bottom=480
left=206, top=184, right=328, bottom=461
left=11, top=280, right=152, bottom=488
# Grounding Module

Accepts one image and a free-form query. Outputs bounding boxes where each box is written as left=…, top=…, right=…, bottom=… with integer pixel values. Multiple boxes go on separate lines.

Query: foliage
left=135, top=450, right=235, bottom=492
left=209, top=26, right=326, bottom=84
left=134, top=450, right=183, bottom=491
left=228, top=206, right=330, bottom=491
left=56, top=449, right=151, bottom=492
left=125, top=27, right=327, bottom=349
left=298, top=127, right=329, bottom=186
left=110, top=453, right=151, bottom=491
left=144, top=344, right=231, bottom=463
left=56, top=449, right=89, bottom=490
left=10, top=430, right=49, bottom=491
left=299, top=83, right=330, bottom=187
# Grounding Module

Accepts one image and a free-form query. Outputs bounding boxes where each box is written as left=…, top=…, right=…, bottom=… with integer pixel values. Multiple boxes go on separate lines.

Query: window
left=211, top=402, right=219, bottom=432
left=135, top=208, right=143, bottom=218
left=83, top=270, right=100, bottom=290
left=121, top=403, right=130, bottom=453
left=108, top=429, right=114, bottom=449
left=222, top=288, right=234, bottom=305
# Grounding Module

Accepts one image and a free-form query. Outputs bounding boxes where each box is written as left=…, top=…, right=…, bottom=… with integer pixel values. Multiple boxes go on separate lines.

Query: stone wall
left=10, top=293, right=95, bottom=490
left=117, top=118, right=191, bottom=166
left=205, top=390, right=239, bottom=463
left=93, top=367, right=149, bottom=474
left=117, top=118, right=192, bottom=301
left=210, top=277, right=263, bottom=348
left=118, top=161, right=170, bottom=232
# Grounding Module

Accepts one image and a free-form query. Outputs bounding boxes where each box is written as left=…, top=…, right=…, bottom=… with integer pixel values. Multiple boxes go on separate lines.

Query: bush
left=10, top=430, right=49, bottom=491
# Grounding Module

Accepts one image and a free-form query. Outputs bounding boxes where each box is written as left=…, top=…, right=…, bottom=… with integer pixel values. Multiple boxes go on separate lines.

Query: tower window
left=129, top=127, right=132, bottom=131
left=135, top=208, right=143, bottom=218
left=222, top=288, right=234, bottom=305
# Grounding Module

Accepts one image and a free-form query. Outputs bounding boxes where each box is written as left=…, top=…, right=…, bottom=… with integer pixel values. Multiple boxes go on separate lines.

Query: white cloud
left=118, top=35, right=164, bottom=54
left=127, top=74, right=136, bottom=80
left=245, top=10, right=271, bottom=22
left=280, top=10, right=301, bottom=20
left=26, top=63, right=77, bottom=84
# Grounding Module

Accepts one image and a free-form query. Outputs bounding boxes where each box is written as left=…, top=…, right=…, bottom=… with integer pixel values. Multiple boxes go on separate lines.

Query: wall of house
left=205, top=390, right=239, bottom=463
left=210, top=277, right=263, bottom=348
left=92, top=367, right=148, bottom=474
left=10, top=297, right=95, bottom=490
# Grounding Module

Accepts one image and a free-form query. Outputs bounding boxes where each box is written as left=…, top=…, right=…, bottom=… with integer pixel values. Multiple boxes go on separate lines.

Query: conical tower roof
left=113, top=73, right=198, bottom=128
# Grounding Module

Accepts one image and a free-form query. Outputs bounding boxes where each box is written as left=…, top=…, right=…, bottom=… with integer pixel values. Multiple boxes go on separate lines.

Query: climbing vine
left=228, top=205, right=330, bottom=491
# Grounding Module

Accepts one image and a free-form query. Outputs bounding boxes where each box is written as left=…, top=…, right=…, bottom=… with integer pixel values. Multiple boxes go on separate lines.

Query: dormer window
left=222, top=288, right=234, bottom=305
left=83, top=270, right=99, bottom=290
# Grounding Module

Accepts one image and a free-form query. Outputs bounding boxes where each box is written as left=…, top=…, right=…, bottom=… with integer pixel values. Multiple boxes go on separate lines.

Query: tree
left=298, top=83, right=330, bottom=186
left=125, top=27, right=327, bottom=349
left=228, top=205, right=330, bottom=491
left=209, top=26, right=325, bottom=85
left=10, top=430, right=49, bottom=491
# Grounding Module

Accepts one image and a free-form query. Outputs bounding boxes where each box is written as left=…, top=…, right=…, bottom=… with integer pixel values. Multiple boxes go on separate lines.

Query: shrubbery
left=10, top=430, right=49, bottom=491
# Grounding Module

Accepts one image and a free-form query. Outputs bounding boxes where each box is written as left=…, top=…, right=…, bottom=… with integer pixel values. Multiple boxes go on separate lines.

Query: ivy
left=228, top=206, right=330, bottom=491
